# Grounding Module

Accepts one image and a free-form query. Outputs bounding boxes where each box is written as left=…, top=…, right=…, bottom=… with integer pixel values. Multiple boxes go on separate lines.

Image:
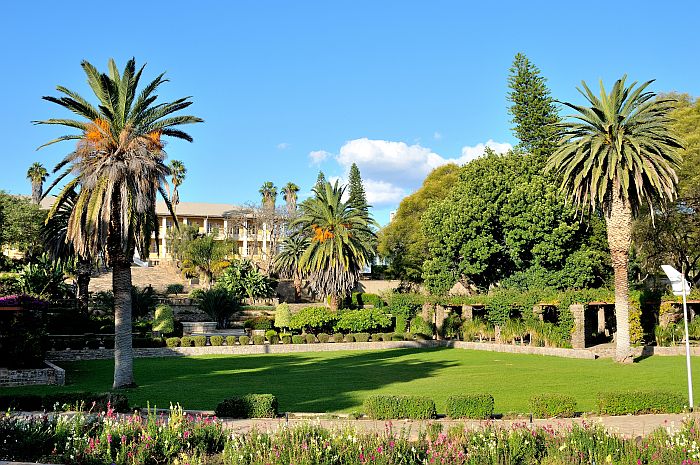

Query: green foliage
left=335, top=308, right=392, bottom=333
left=378, top=165, right=460, bottom=282
left=153, top=304, right=175, bottom=334
left=215, top=394, right=278, bottom=418
left=446, top=394, right=494, bottom=419
left=265, top=329, right=278, bottom=340
left=244, top=316, right=273, bottom=330
left=180, top=336, right=194, bottom=347
left=218, top=259, right=275, bottom=299
left=390, top=332, right=405, bottom=341
left=130, top=285, right=157, bottom=320
left=423, top=150, right=610, bottom=293
left=226, top=335, right=237, bottom=346
left=363, top=395, right=436, bottom=420
left=196, top=287, right=241, bottom=329
left=305, top=333, right=317, bottom=344
left=165, top=337, right=180, bottom=348
left=507, top=53, right=560, bottom=155
left=252, top=335, right=265, bottom=345
left=210, top=335, right=224, bottom=346
left=280, top=334, right=292, bottom=344
left=181, top=233, right=232, bottom=286
left=0, top=392, right=129, bottom=413
left=289, top=306, right=337, bottom=333
left=597, top=391, right=686, bottom=415
left=193, top=335, right=207, bottom=347
left=317, top=333, right=330, bottom=343
left=333, top=333, right=344, bottom=343
left=0, top=192, right=46, bottom=258
left=239, top=335, right=250, bottom=346
left=165, top=283, right=184, bottom=294
left=0, top=309, right=46, bottom=368
left=291, top=335, right=305, bottom=344
left=409, top=316, right=434, bottom=337
left=354, top=332, right=370, bottom=343
left=17, top=254, right=72, bottom=300
left=529, top=394, right=577, bottom=418
left=274, top=303, right=292, bottom=329
left=344, top=333, right=355, bottom=342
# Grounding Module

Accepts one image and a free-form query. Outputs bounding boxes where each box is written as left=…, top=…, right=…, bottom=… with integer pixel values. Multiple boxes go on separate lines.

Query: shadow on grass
left=64, top=347, right=458, bottom=412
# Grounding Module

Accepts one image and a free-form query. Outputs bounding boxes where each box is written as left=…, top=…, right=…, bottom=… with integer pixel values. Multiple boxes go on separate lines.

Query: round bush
left=265, top=329, right=278, bottom=341
left=268, top=335, right=279, bottom=344
left=355, top=332, right=370, bottom=343
left=153, top=304, right=175, bottom=334
left=280, top=333, right=292, bottom=344
left=180, top=336, right=194, bottom=347
left=239, top=335, right=250, bottom=345
left=193, top=335, right=207, bottom=347
left=291, top=335, right=305, bottom=344
left=305, top=333, right=317, bottom=344
left=165, top=337, right=180, bottom=348
left=345, top=333, right=355, bottom=343
left=372, top=333, right=384, bottom=342
left=317, top=333, right=330, bottom=343
left=390, top=333, right=404, bottom=341
left=210, top=335, right=224, bottom=346
left=252, top=335, right=265, bottom=345
left=225, top=335, right=237, bottom=346
left=333, top=333, right=344, bottom=343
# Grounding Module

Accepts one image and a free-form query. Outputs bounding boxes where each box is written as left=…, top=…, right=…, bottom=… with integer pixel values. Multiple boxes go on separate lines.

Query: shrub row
left=0, top=392, right=129, bottom=412
left=215, top=394, right=278, bottom=418
left=363, top=395, right=436, bottom=420
left=597, top=391, right=686, bottom=415
left=446, top=394, right=495, bottom=419
left=529, top=393, right=578, bottom=418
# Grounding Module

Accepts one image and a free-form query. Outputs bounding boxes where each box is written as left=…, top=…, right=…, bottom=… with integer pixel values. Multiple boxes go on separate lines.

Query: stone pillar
left=435, top=305, right=447, bottom=340
left=203, top=218, right=209, bottom=235
left=243, top=220, right=248, bottom=257
left=462, top=304, right=473, bottom=321
left=161, top=216, right=167, bottom=258
left=223, top=219, right=228, bottom=238
left=597, top=306, right=606, bottom=334
left=494, top=325, right=501, bottom=344
left=570, top=304, right=586, bottom=349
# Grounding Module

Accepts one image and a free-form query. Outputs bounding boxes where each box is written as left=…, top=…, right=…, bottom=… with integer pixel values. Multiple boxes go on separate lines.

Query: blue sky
left=1, top=1, right=699, bottom=224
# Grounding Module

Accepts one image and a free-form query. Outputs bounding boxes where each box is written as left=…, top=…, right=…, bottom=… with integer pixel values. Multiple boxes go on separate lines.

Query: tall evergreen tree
left=315, top=171, right=326, bottom=190
left=507, top=53, right=560, bottom=156
left=347, top=163, right=376, bottom=257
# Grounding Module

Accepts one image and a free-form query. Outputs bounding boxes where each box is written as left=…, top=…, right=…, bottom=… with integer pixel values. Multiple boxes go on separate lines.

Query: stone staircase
left=89, top=264, right=188, bottom=294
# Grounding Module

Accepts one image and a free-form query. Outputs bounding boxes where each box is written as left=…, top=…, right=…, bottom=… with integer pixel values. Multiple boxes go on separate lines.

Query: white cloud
left=277, top=142, right=290, bottom=150
left=363, top=179, right=406, bottom=205
left=308, top=149, right=332, bottom=165
left=457, top=139, right=512, bottom=164
left=433, top=131, right=442, bottom=140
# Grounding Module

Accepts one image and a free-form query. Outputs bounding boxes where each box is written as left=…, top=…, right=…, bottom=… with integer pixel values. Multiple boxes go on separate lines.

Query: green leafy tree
left=26, top=162, right=48, bottom=205
left=217, top=259, right=275, bottom=299
left=274, top=233, right=310, bottom=302
left=274, top=303, right=292, bottom=330
left=294, top=181, right=376, bottom=310
left=546, top=76, right=682, bottom=362
left=168, top=160, right=187, bottom=214
left=422, top=150, right=609, bottom=294
left=0, top=191, right=46, bottom=259
left=281, top=182, right=300, bottom=216
left=36, top=58, right=202, bottom=388
left=378, top=164, right=460, bottom=282
left=507, top=53, right=560, bottom=156
left=182, top=233, right=231, bottom=288
left=259, top=181, right=278, bottom=211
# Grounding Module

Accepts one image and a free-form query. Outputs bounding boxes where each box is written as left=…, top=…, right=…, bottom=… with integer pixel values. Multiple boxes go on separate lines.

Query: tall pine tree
left=347, top=163, right=377, bottom=259
left=507, top=53, right=560, bottom=157
left=315, top=171, right=327, bottom=190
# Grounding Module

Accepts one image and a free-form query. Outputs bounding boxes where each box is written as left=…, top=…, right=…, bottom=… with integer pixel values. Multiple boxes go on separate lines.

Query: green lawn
left=2, top=348, right=697, bottom=414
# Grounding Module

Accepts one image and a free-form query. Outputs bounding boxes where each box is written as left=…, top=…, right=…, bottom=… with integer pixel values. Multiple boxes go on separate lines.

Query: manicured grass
left=2, top=348, right=697, bottom=414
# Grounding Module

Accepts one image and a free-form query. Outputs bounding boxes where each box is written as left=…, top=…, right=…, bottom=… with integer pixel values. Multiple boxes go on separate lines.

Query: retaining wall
left=0, top=361, right=66, bottom=387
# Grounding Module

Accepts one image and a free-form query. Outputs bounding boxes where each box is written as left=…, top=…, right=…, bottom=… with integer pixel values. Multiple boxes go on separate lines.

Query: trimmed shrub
left=596, top=391, right=686, bottom=415
left=265, top=329, right=278, bottom=341
left=292, top=335, right=305, bottom=344
left=165, top=337, right=180, bottom=348
left=289, top=306, right=337, bottom=333
left=335, top=308, right=392, bottom=333
left=239, top=335, right=250, bottom=346
left=363, top=395, right=436, bottom=420
left=180, top=336, right=194, bottom=347
left=410, top=316, right=434, bottom=337
left=210, top=335, right=224, bottom=346
left=446, top=394, right=495, bottom=419
left=252, top=335, right=265, bottom=345
left=274, top=303, right=292, bottom=330
left=215, top=394, right=278, bottom=418
left=390, top=333, right=404, bottom=341
left=225, top=335, right=237, bottom=346
left=165, top=283, right=184, bottom=294
left=345, top=333, right=355, bottom=343
left=395, top=315, right=407, bottom=333
left=355, top=332, right=370, bottom=343
left=305, top=333, right=317, bottom=344
left=362, top=293, right=384, bottom=308
left=280, top=333, right=292, bottom=344
left=403, top=332, right=413, bottom=341
left=244, top=316, right=274, bottom=331
left=414, top=332, right=431, bottom=341
left=372, top=333, right=384, bottom=342
left=333, top=333, right=344, bottom=343
left=153, top=304, right=175, bottom=334
left=530, top=394, right=577, bottom=418
left=317, top=333, right=330, bottom=343
left=193, top=335, right=207, bottom=347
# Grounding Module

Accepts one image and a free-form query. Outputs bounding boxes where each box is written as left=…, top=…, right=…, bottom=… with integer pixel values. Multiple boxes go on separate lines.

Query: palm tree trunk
left=606, top=187, right=633, bottom=363
left=32, top=181, right=42, bottom=205
left=329, top=294, right=339, bottom=311
left=76, top=259, right=92, bottom=315
left=113, top=258, right=135, bottom=388
left=293, top=273, right=302, bottom=303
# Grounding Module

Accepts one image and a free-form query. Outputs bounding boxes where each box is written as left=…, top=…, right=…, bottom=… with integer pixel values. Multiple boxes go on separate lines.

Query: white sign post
left=661, top=265, right=693, bottom=411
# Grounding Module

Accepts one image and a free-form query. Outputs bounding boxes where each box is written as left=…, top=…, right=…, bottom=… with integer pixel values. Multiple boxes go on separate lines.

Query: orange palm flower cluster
left=145, top=130, right=163, bottom=149
left=85, top=118, right=110, bottom=142
left=312, top=225, right=334, bottom=242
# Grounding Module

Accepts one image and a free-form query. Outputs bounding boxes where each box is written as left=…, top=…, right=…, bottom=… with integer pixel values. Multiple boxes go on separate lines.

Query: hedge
left=193, top=335, right=207, bottom=347
left=363, top=395, right=436, bottom=420
left=0, top=392, right=129, bottom=413
left=210, top=335, right=224, bottom=346
left=226, top=335, right=237, bottom=346
left=317, top=333, right=330, bottom=343
left=180, top=336, right=194, bottom=347
left=252, top=335, right=265, bottom=345
left=354, top=332, right=370, bottom=343
left=305, top=333, right=317, bottom=344
left=239, top=335, right=250, bottom=346
left=215, top=394, right=278, bottom=418
left=529, top=394, right=577, bottom=418
left=596, top=391, right=686, bottom=415
left=280, top=334, right=292, bottom=344
left=291, top=335, right=305, bottom=344
left=333, top=333, right=344, bottom=343
left=165, top=337, right=180, bottom=348
left=446, top=394, right=494, bottom=419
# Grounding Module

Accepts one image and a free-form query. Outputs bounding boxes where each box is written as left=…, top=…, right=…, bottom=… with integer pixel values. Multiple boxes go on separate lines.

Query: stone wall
left=0, top=361, right=66, bottom=387
left=356, top=280, right=402, bottom=295
left=450, top=341, right=596, bottom=359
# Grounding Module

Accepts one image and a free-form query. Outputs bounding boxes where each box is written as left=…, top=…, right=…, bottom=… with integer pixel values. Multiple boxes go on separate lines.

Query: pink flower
left=184, top=431, right=190, bottom=439
left=377, top=446, right=383, bottom=453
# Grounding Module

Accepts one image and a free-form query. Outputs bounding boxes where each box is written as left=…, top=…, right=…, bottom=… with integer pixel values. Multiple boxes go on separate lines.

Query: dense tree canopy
left=378, top=164, right=460, bottom=282
left=421, top=150, right=609, bottom=294
left=0, top=191, right=46, bottom=260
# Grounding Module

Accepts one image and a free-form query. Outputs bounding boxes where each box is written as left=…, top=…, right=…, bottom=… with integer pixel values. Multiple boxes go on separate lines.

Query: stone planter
left=0, top=361, right=65, bottom=387
left=181, top=321, right=217, bottom=335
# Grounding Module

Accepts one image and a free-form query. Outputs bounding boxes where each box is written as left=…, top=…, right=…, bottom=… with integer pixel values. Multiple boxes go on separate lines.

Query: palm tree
left=294, top=180, right=376, bottom=310
left=259, top=181, right=277, bottom=211
left=168, top=160, right=187, bottom=214
left=546, top=76, right=682, bottom=362
left=42, top=185, right=93, bottom=314
left=281, top=182, right=300, bottom=215
left=274, top=233, right=309, bottom=302
left=27, top=162, right=48, bottom=204
left=36, top=58, right=202, bottom=387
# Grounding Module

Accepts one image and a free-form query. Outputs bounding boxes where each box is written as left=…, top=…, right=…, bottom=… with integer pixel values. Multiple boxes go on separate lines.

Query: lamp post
left=661, top=264, right=693, bottom=411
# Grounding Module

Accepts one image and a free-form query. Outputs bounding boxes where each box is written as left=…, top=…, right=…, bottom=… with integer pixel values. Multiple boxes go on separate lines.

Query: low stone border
left=46, top=340, right=597, bottom=362
left=0, top=360, right=66, bottom=387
